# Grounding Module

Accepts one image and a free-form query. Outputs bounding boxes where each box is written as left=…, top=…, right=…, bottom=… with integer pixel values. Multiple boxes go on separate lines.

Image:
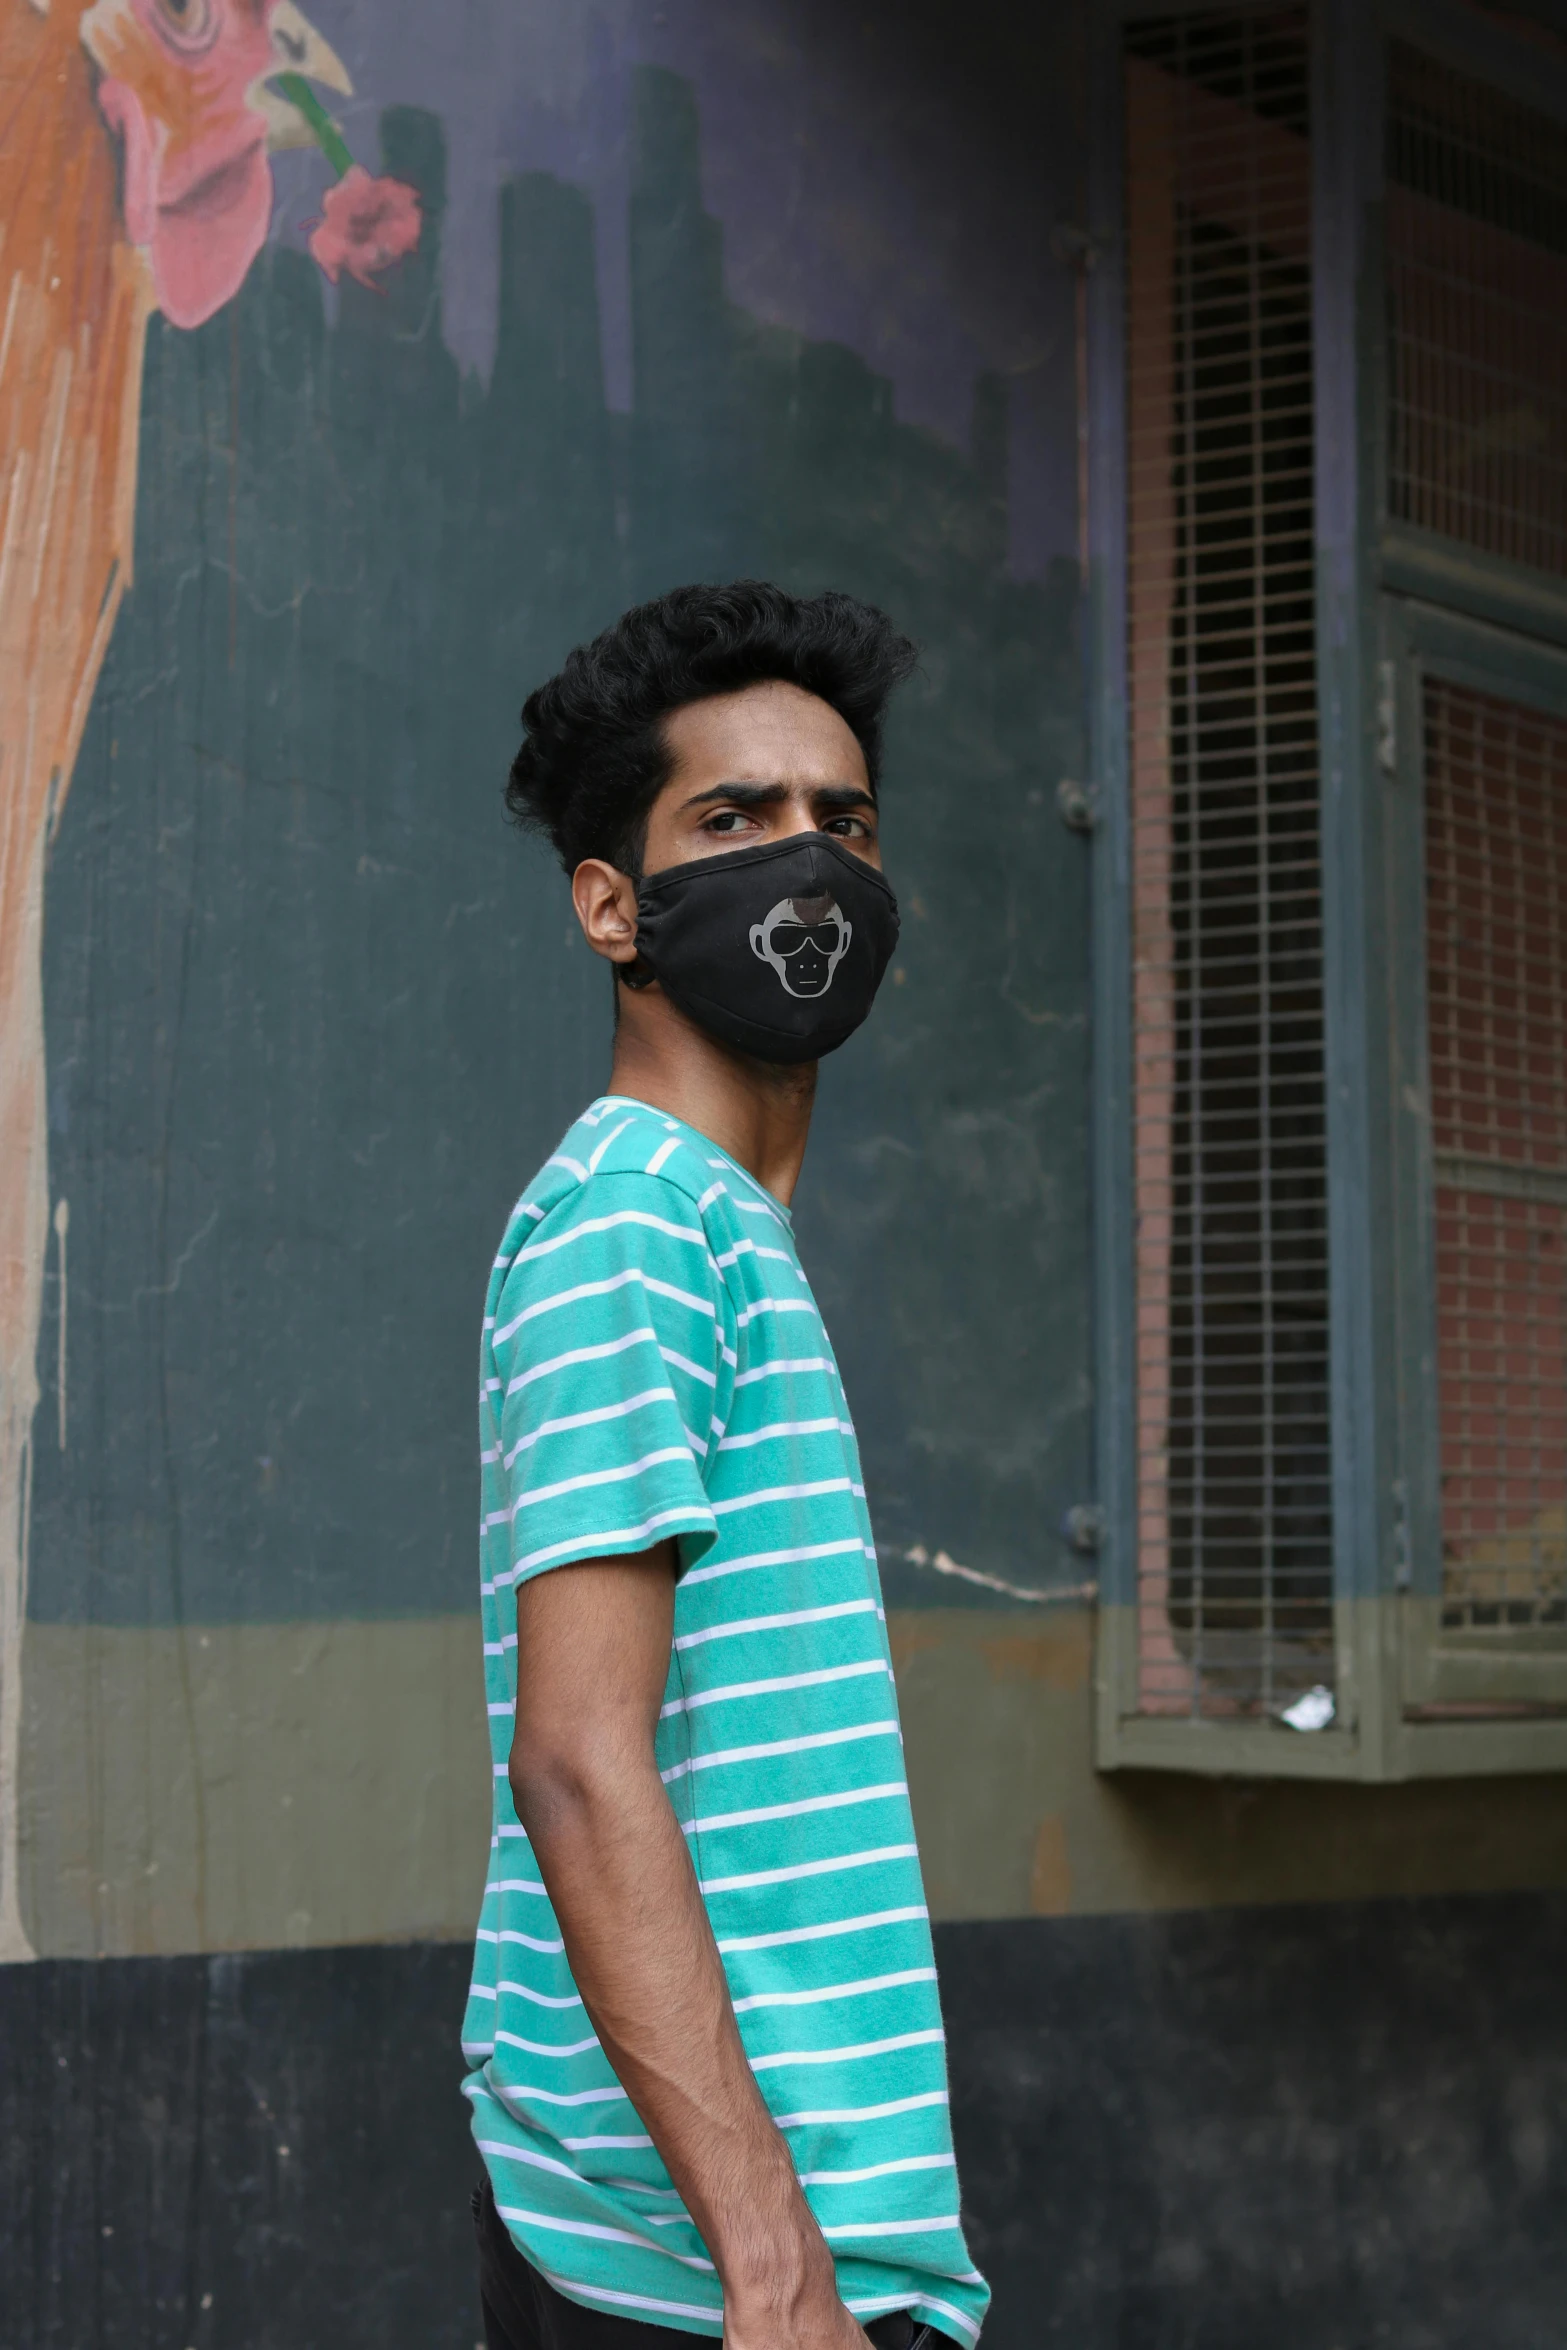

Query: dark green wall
left=33, top=61, right=1089, bottom=1631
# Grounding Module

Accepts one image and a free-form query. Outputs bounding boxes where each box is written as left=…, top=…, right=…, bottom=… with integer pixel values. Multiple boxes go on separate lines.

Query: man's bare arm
left=508, top=1548, right=870, bottom=2350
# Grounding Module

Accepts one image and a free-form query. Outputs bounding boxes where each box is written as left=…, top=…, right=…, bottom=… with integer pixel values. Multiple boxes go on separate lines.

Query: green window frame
left=1089, top=0, right=1567, bottom=1777
left=1384, top=602, right=1567, bottom=1744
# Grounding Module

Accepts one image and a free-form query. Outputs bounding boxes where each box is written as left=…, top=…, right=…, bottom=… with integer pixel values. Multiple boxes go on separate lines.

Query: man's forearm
left=511, top=1735, right=844, bottom=2324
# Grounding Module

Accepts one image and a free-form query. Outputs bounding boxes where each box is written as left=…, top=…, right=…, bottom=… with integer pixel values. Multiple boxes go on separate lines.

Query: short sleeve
left=490, top=1172, right=733, bottom=1588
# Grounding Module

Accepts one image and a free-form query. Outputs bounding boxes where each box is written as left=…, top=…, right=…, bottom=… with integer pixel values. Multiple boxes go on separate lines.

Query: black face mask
left=626, top=833, right=900, bottom=1065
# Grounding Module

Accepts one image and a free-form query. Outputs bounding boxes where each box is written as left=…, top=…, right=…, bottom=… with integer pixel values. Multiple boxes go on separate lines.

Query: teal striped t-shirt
left=462, top=1096, right=988, bottom=2343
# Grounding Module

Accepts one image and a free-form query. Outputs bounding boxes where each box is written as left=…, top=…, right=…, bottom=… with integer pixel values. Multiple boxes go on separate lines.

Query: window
left=1386, top=40, right=1567, bottom=583
left=1383, top=33, right=1567, bottom=1739
left=1124, top=9, right=1331, bottom=1726
left=1092, top=0, right=1567, bottom=1775
left=1426, top=679, right=1567, bottom=1641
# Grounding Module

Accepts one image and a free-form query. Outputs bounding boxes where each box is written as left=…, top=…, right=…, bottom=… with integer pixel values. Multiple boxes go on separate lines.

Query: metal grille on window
left=1124, top=9, right=1333, bottom=1719
left=1387, top=43, right=1567, bottom=581
left=1425, top=679, right=1567, bottom=1632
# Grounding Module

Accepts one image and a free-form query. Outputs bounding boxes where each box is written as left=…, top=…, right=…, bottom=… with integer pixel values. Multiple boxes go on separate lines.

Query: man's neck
left=604, top=990, right=817, bottom=1206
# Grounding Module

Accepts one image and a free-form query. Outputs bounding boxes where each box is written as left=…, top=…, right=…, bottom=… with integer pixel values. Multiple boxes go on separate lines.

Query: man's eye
left=707, top=811, right=752, bottom=832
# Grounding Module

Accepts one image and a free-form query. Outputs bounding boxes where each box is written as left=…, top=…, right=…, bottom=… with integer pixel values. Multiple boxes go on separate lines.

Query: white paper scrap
left=1280, top=1684, right=1335, bottom=1733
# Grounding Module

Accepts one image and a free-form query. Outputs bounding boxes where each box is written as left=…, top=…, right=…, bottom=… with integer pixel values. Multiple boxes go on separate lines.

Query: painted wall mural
left=7, top=13, right=1567, bottom=2343
left=8, top=0, right=1092, bottom=1964
left=0, top=0, right=419, bottom=1959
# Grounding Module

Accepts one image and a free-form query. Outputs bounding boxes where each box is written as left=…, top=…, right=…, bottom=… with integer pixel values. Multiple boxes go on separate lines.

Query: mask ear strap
left=618, top=955, right=656, bottom=992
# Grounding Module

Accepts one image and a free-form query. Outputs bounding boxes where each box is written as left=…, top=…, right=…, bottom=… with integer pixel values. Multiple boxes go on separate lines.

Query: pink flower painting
left=308, top=164, right=423, bottom=291
left=268, top=69, right=423, bottom=295
left=0, top=2, right=420, bottom=1963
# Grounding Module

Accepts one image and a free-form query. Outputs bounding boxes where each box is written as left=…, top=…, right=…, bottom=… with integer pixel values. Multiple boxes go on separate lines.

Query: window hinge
left=1051, top=222, right=1100, bottom=272
left=1392, top=1476, right=1412, bottom=1591
left=1377, top=659, right=1398, bottom=776
left=1063, top=1502, right=1105, bottom=1554
left=1057, top=776, right=1100, bottom=833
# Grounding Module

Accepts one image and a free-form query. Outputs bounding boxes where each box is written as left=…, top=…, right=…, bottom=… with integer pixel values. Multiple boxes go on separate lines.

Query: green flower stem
left=274, top=73, right=355, bottom=181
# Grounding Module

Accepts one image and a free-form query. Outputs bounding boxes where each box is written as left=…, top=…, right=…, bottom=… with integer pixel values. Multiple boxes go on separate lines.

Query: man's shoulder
left=491, top=1103, right=727, bottom=1284
left=532, top=1102, right=720, bottom=1220
left=492, top=1103, right=795, bottom=1307
left=527, top=1102, right=789, bottom=1226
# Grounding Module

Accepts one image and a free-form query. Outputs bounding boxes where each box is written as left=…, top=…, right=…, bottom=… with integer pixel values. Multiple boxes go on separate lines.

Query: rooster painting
left=0, top=0, right=373, bottom=1961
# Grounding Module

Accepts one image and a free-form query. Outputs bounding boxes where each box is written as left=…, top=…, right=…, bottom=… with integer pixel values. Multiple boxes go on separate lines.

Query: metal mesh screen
left=1124, top=10, right=1333, bottom=1718
left=1388, top=42, right=1567, bottom=579
left=1426, top=678, right=1567, bottom=1630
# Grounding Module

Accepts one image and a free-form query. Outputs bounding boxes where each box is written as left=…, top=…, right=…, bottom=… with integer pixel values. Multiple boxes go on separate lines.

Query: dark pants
left=472, top=2178, right=951, bottom=2350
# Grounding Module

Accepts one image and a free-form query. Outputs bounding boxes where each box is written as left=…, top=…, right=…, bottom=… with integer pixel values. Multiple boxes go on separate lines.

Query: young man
left=463, top=583, right=988, bottom=2350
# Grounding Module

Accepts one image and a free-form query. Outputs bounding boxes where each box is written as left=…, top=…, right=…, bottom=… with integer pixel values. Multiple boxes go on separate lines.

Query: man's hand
left=509, top=1549, right=872, bottom=2347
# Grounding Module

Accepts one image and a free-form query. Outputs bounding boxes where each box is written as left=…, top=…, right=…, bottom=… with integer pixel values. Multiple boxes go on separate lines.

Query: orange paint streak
left=0, top=0, right=152, bottom=1959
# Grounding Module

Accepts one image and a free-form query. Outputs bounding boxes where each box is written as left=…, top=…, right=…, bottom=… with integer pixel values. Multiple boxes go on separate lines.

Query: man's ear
left=572, top=859, right=640, bottom=966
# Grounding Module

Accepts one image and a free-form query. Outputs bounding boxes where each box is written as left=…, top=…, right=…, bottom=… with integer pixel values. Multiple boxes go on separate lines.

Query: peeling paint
left=51, top=1200, right=67, bottom=1455
left=901, top=1542, right=1098, bottom=1607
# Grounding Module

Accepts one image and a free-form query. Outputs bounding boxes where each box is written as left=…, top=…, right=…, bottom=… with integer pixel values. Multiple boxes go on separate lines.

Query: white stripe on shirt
left=735, top=1296, right=818, bottom=1328
left=515, top=1447, right=695, bottom=1511
left=477, top=2138, right=581, bottom=2184
left=495, top=1267, right=715, bottom=1346
left=503, top=1388, right=678, bottom=1468
left=716, top=1417, right=854, bottom=1451
left=731, top=1968, right=936, bottom=2016
left=708, top=1478, right=854, bottom=1517
left=749, top=2027, right=945, bottom=2073
left=680, top=1536, right=864, bottom=1590
left=511, top=1506, right=713, bottom=1579
left=475, top=1926, right=566, bottom=1953
left=683, top=1782, right=907, bottom=1836
left=660, top=1719, right=901, bottom=1785
left=672, top=1598, right=877, bottom=1653
left=585, top=1118, right=635, bottom=1172
left=494, top=2204, right=713, bottom=2271
left=699, top=1843, right=920, bottom=1895
left=557, top=2133, right=654, bottom=2152
left=820, top=2215, right=961, bottom=2240
left=659, top=1658, right=890, bottom=1719
left=773, top=2089, right=951, bottom=2128
left=494, top=2084, right=628, bottom=2109
left=732, top=1356, right=837, bottom=1388
left=522, top=1205, right=710, bottom=1262
left=506, top=1327, right=660, bottom=1396
left=495, top=2030, right=603, bottom=2058
left=797, top=2152, right=955, bottom=2185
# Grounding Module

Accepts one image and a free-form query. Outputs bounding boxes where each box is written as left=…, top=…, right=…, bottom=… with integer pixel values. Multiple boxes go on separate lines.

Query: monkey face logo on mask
left=748, top=893, right=853, bottom=999
left=630, top=831, right=900, bottom=1065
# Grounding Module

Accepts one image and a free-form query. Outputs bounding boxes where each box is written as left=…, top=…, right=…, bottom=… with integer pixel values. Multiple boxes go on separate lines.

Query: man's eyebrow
left=677, top=781, right=877, bottom=811
left=678, top=782, right=787, bottom=809
left=809, top=784, right=877, bottom=810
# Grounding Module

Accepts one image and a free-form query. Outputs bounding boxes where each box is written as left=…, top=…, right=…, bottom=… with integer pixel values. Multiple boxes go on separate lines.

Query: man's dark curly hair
left=506, top=581, right=919, bottom=876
